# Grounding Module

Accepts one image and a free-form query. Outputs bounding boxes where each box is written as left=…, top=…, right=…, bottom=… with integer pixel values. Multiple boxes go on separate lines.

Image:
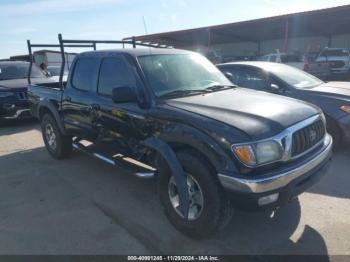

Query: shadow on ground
left=0, top=146, right=330, bottom=256
left=0, top=119, right=39, bottom=135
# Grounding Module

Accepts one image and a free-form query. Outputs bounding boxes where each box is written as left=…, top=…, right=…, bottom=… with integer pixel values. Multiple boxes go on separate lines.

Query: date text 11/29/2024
left=127, top=256, right=219, bottom=261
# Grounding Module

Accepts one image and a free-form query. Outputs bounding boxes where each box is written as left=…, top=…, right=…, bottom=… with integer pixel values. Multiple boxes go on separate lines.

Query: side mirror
left=268, top=83, right=282, bottom=94
left=112, top=86, right=137, bottom=103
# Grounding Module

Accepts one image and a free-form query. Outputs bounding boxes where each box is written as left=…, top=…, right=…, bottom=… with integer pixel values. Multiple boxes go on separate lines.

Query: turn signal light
left=233, top=145, right=256, bottom=166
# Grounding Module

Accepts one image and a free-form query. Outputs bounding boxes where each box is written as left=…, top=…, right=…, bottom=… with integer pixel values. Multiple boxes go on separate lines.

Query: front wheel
left=41, top=113, right=72, bottom=159
left=157, top=150, right=233, bottom=239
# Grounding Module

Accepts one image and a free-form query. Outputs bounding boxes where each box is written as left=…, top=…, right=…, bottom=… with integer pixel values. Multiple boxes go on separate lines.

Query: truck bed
left=27, top=81, right=66, bottom=119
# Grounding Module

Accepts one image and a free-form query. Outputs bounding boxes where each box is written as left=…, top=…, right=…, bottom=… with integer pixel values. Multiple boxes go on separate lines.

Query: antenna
left=142, top=16, right=152, bottom=54
left=142, top=16, right=148, bottom=35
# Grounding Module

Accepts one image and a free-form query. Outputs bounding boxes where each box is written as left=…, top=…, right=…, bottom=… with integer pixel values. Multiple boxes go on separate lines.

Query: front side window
left=72, top=58, right=100, bottom=91
left=98, top=57, right=136, bottom=96
left=223, top=66, right=269, bottom=90
left=138, top=53, right=232, bottom=97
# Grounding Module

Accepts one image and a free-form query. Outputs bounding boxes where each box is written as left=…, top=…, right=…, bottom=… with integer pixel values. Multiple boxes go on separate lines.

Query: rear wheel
left=41, top=113, right=72, bottom=159
left=157, top=150, right=233, bottom=238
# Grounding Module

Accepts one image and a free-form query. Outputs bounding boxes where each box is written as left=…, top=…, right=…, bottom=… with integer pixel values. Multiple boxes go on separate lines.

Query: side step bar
left=72, top=142, right=155, bottom=179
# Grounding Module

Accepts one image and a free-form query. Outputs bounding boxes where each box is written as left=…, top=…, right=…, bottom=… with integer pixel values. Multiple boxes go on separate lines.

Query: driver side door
left=93, top=55, right=150, bottom=145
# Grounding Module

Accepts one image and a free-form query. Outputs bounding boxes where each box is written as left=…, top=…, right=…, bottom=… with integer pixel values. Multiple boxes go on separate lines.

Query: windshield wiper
left=204, top=84, right=237, bottom=92
left=159, top=89, right=211, bottom=98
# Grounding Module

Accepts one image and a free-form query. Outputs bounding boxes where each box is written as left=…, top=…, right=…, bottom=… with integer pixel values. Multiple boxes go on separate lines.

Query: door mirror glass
left=112, top=86, right=137, bottom=103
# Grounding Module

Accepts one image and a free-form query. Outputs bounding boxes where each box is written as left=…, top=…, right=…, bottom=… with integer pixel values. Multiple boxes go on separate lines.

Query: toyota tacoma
left=28, top=47, right=332, bottom=238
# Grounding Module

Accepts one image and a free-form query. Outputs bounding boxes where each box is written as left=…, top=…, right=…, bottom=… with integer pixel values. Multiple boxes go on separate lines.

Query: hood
left=305, top=82, right=350, bottom=100
left=0, top=77, right=56, bottom=90
left=166, top=88, right=320, bottom=140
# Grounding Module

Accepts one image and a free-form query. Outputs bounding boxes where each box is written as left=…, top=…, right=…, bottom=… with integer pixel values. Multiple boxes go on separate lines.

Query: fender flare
left=38, top=101, right=67, bottom=135
left=142, top=137, right=189, bottom=218
left=159, top=124, right=238, bottom=174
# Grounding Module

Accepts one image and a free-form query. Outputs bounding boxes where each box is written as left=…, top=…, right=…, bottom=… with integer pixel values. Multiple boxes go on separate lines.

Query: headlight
left=0, top=91, right=13, bottom=98
left=232, top=140, right=283, bottom=167
left=340, top=105, right=350, bottom=114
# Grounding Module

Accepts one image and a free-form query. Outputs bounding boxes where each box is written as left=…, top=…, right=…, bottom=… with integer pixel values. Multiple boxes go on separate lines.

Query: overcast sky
left=1, top=0, right=350, bottom=58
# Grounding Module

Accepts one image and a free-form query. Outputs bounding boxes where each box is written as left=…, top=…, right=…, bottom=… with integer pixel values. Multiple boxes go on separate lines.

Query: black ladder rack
left=27, top=33, right=170, bottom=88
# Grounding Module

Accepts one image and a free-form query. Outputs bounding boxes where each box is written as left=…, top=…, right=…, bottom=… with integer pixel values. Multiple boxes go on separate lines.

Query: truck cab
left=28, top=46, right=332, bottom=238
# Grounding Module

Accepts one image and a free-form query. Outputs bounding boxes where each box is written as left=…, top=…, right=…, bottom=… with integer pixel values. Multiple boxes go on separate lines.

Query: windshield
left=265, top=63, right=323, bottom=89
left=138, top=53, right=232, bottom=97
left=0, top=63, right=45, bottom=80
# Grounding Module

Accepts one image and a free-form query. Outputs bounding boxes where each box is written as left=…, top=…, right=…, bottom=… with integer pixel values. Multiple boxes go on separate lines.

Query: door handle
left=66, top=96, right=71, bottom=102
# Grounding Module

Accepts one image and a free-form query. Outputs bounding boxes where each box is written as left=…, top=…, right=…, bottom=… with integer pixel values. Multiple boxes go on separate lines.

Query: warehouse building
left=124, top=4, right=350, bottom=62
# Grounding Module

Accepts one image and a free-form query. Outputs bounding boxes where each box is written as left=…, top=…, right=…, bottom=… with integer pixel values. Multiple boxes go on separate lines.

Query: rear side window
left=223, top=66, right=269, bottom=90
left=72, top=58, right=100, bottom=91
left=98, top=57, right=136, bottom=96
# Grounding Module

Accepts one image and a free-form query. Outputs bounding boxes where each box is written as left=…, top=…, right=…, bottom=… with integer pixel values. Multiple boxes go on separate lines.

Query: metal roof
left=124, top=4, right=350, bottom=47
left=79, top=48, right=193, bottom=57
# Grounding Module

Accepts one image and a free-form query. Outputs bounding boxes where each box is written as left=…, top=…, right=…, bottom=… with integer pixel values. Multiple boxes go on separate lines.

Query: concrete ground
left=0, top=119, right=349, bottom=256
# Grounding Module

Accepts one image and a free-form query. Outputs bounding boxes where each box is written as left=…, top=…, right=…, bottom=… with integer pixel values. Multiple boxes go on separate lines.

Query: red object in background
left=303, top=56, right=309, bottom=72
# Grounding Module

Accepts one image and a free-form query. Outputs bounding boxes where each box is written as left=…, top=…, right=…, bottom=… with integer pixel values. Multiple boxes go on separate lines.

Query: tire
left=41, top=113, right=72, bottom=159
left=157, top=150, right=233, bottom=239
left=326, top=116, right=341, bottom=149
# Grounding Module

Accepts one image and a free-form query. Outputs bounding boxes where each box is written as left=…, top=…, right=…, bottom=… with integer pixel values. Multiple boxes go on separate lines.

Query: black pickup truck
left=28, top=47, right=333, bottom=238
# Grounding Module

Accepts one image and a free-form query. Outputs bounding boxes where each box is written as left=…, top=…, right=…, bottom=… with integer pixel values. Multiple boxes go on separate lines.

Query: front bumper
left=218, top=134, right=332, bottom=210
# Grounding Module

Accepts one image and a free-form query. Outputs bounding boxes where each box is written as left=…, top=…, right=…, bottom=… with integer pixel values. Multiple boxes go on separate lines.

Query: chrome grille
left=291, top=120, right=325, bottom=157
left=330, top=61, right=345, bottom=68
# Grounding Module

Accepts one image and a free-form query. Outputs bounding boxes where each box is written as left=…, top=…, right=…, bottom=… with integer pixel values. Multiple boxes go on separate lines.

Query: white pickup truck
left=260, top=52, right=331, bottom=80
left=316, top=48, right=350, bottom=79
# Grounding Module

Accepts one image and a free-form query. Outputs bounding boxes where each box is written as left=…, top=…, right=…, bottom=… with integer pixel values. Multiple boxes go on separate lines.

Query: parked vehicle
left=28, top=36, right=332, bottom=238
left=0, top=61, right=54, bottom=119
left=303, top=52, right=331, bottom=80
left=47, top=66, right=68, bottom=77
left=34, top=50, right=75, bottom=72
left=259, top=52, right=304, bottom=69
left=218, top=61, right=350, bottom=147
left=316, top=48, right=350, bottom=79
left=259, top=52, right=331, bottom=80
